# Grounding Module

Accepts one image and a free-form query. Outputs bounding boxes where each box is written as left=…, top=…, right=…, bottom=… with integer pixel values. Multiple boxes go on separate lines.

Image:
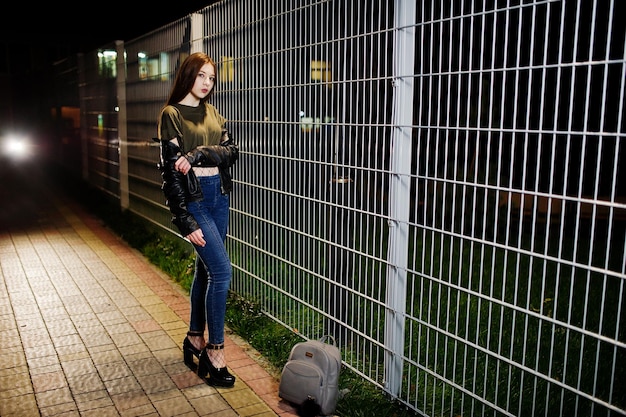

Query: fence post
left=191, top=13, right=204, bottom=53
left=77, top=53, right=89, bottom=182
left=385, top=0, right=416, bottom=397
left=116, top=40, right=129, bottom=210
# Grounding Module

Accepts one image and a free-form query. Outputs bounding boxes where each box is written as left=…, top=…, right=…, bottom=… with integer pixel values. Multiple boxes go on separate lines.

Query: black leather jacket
left=157, top=137, right=239, bottom=236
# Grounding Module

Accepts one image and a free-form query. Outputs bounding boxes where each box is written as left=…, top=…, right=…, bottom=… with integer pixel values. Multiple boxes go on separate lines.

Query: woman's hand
left=185, top=228, right=206, bottom=247
left=174, top=156, right=191, bottom=174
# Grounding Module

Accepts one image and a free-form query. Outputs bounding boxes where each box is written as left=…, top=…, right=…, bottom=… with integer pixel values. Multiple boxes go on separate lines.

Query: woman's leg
left=188, top=175, right=232, bottom=367
left=188, top=176, right=235, bottom=386
left=187, top=256, right=208, bottom=350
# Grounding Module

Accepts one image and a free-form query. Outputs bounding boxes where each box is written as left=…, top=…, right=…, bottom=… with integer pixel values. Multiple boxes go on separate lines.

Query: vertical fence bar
left=385, top=0, right=416, bottom=397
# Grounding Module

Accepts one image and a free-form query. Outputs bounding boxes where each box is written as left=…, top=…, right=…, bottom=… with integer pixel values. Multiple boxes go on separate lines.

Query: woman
left=157, top=52, right=239, bottom=387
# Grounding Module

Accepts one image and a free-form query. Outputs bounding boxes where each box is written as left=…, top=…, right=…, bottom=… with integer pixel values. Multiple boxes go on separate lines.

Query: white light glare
left=2, top=134, right=32, bottom=159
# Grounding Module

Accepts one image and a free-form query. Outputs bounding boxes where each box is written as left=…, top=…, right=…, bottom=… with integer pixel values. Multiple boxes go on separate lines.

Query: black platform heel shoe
left=197, top=343, right=236, bottom=387
left=183, top=331, right=204, bottom=371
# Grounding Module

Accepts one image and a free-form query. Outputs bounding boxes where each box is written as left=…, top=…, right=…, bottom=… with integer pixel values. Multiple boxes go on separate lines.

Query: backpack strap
left=319, top=335, right=336, bottom=346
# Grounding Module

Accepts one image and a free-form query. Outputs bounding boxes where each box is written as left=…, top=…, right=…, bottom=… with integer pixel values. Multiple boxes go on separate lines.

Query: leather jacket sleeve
left=159, top=138, right=200, bottom=237
left=184, top=139, right=239, bottom=168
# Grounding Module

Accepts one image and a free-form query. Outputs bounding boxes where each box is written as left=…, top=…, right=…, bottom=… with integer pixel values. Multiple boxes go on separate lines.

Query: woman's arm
left=185, top=141, right=239, bottom=168
left=159, top=138, right=200, bottom=236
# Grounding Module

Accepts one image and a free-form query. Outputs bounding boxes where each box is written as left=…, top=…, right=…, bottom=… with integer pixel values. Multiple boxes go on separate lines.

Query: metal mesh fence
left=68, top=1, right=625, bottom=415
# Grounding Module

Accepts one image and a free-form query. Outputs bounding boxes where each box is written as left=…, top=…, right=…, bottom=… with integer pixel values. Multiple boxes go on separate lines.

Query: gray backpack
left=278, top=335, right=342, bottom=415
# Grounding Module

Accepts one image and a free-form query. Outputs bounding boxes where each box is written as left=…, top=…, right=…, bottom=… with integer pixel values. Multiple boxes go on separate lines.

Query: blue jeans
left=186, top=175, right=231, bottom=345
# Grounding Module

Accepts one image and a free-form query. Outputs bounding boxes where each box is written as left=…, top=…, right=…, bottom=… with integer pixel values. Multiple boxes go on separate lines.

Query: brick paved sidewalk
left=0, top=165, right=297, bottom=417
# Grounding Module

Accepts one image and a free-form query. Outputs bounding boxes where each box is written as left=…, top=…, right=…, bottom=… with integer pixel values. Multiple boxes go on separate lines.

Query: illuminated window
left=220, top=56, right=235, bottom=82
left=311, top=60, right=331, bottom=84
left=97, top=50, right=117, bottom=78
left=138, top=52, right=148, bottom=79
left=138, top=52, right=170, bottom=81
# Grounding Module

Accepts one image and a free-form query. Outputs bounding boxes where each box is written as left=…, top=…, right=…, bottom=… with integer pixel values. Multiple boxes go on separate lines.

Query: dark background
left=1, top=1, right=216, bottom=53
left=0, top=1, right=219, bottom=136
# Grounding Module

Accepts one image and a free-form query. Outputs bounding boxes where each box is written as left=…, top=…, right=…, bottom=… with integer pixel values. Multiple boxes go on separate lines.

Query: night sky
left=0, top=1, right=219, bottom=132
left=2, top=1, right=217, bottom=53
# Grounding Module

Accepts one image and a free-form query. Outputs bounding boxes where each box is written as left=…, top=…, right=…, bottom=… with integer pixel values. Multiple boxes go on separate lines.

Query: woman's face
left=190, top=62, right=216, bottom=100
